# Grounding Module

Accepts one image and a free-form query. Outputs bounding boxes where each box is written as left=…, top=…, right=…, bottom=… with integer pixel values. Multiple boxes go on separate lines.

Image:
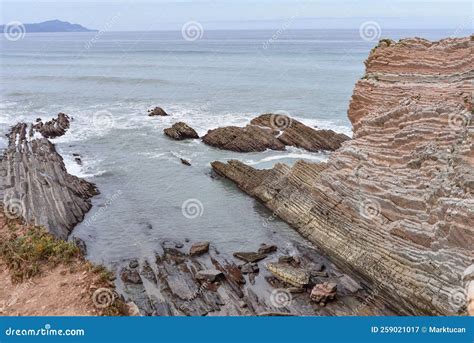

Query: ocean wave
left=22, top=75, right=171, bottom=85
left=61, top=152, right=107, bottom=179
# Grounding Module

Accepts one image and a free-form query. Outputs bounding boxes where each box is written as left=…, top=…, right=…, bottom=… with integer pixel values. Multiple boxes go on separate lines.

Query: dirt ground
left=0, top=210, right=131, bottom=316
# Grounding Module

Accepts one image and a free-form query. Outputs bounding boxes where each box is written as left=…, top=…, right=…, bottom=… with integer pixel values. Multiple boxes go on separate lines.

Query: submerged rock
left=258, top=244, right=277, bottom=254
left=180, top=158, right=191, bottom=166
left=164, top=122, right=199, bottom=140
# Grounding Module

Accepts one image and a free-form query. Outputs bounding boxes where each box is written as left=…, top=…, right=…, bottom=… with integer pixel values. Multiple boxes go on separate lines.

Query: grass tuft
left=0, top=225, right=81, bottom=283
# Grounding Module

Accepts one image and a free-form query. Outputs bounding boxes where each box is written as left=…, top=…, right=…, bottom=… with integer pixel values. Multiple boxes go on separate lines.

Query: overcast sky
left=1, top=0, right=472, bottom=31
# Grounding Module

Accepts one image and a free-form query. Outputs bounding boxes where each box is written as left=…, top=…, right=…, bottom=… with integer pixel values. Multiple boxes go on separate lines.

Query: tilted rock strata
left=202, top=114, right=350, bottom=153
left=0, top=118, right=98, bottom=239
left=212, top=36, right=474, bottom=315
left=202, top=125, right=286, bottom=152
left=250, top=114, right=350, bottom=152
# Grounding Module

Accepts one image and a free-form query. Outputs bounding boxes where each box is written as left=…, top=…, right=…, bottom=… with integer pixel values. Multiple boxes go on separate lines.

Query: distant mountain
left=0, top=20, right=97, bottom=33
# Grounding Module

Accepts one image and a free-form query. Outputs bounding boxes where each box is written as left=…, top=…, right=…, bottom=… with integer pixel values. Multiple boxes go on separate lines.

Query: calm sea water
left=0, top=29, right=453, bottom=265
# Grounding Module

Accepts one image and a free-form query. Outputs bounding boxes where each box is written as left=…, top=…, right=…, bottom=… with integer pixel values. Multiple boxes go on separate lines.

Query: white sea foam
left=61, top=152, right=106, bottom=179
left=242, top=147, right=329, bottom=166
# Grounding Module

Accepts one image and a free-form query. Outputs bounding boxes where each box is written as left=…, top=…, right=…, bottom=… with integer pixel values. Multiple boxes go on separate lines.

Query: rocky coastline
left=1, top=35, right=471, bottom=316
left=211, top=36, right=473, bottom=315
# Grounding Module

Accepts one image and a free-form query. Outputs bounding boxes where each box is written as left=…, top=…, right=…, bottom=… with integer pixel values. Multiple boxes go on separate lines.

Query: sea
left=0, top=29, right=455, bottom=266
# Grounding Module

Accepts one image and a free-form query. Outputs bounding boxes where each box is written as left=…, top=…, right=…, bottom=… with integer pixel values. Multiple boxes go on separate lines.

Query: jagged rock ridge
left=212, top=36, right=474, bottom=315
left=0, top=114, right=98, bottom=239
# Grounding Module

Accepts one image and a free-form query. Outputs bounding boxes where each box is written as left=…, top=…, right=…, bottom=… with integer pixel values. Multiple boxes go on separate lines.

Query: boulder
left=148, top=107, right=169, bottom=116
left=310, top=282, right=337, bottom=305
left=266, top=262, right=310, bottom=288
left=189, top=242, right=210, bottom=256
left=163, top=122, right=199, bottom=140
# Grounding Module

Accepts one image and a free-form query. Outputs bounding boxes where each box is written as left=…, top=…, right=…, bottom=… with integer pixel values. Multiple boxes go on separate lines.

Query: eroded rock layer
left=202, top=114, right=350, bottom=153
left=212, top=36, right=474, bottom=315
left=0, top=117, right=98, bottom=239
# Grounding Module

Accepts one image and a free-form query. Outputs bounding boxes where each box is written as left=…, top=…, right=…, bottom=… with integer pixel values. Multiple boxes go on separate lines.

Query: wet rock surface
left=164, top=122, right=199, bottom=140
left=202, top=114, right=350, bottom=153
left=250, top=113, right=350, bottom=151
left=117, top=239, right=396, bottom=316
left=202, top=125, right=285, bottom=152
left=32, top=112, right=71, bottom=139
left=148, top=107, right=169, bottom=116
left=0, top=117, right=98, bottom=239
left=211, top=37, right=474, bottom=315
left=189, top=242, right=210, bottom=256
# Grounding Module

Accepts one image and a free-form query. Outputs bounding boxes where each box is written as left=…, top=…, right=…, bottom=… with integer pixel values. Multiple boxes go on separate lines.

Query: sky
left=0, top=0, right=472, bottom=31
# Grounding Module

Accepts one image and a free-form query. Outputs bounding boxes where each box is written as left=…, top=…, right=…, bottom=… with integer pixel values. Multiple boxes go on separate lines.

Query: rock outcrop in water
left=212, top=37, right=473, bottom=315
left=32, top=112, right=71, bottom=139
left=0, top=115, right=98, bottom=239
left=202, top=114, right=350, bottom=153
left=250, top=114, right=350, bottom=152
left=148, top=107, right=169, bottom=116
left=164, top=122, right=199, bottom=140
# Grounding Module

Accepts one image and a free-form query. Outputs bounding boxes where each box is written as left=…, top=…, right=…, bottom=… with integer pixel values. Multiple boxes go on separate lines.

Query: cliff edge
left=212, top=36, right=474, bottom=315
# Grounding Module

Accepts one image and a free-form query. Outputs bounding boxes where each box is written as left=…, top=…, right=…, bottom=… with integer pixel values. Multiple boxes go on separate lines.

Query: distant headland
left=0, top=20, right=97, bottom=33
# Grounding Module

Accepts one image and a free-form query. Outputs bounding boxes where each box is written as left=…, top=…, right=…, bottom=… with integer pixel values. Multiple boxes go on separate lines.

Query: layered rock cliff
left=0, top=115, right=98, bottom=239
left=212, top=36, right=473, bottom=315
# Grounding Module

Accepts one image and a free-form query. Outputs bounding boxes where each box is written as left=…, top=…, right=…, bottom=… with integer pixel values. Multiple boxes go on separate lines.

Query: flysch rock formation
left=117, top=239, right=396, bottom=316
left=212, top=36, right=474, bottom=315
left=0, top=114, right=98, bottom=239
left=202, top=114, right=350, bottom=153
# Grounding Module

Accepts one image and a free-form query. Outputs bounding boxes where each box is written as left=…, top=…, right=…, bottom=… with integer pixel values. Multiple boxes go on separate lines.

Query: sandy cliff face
left=212, top=36, right=473, bottom=315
